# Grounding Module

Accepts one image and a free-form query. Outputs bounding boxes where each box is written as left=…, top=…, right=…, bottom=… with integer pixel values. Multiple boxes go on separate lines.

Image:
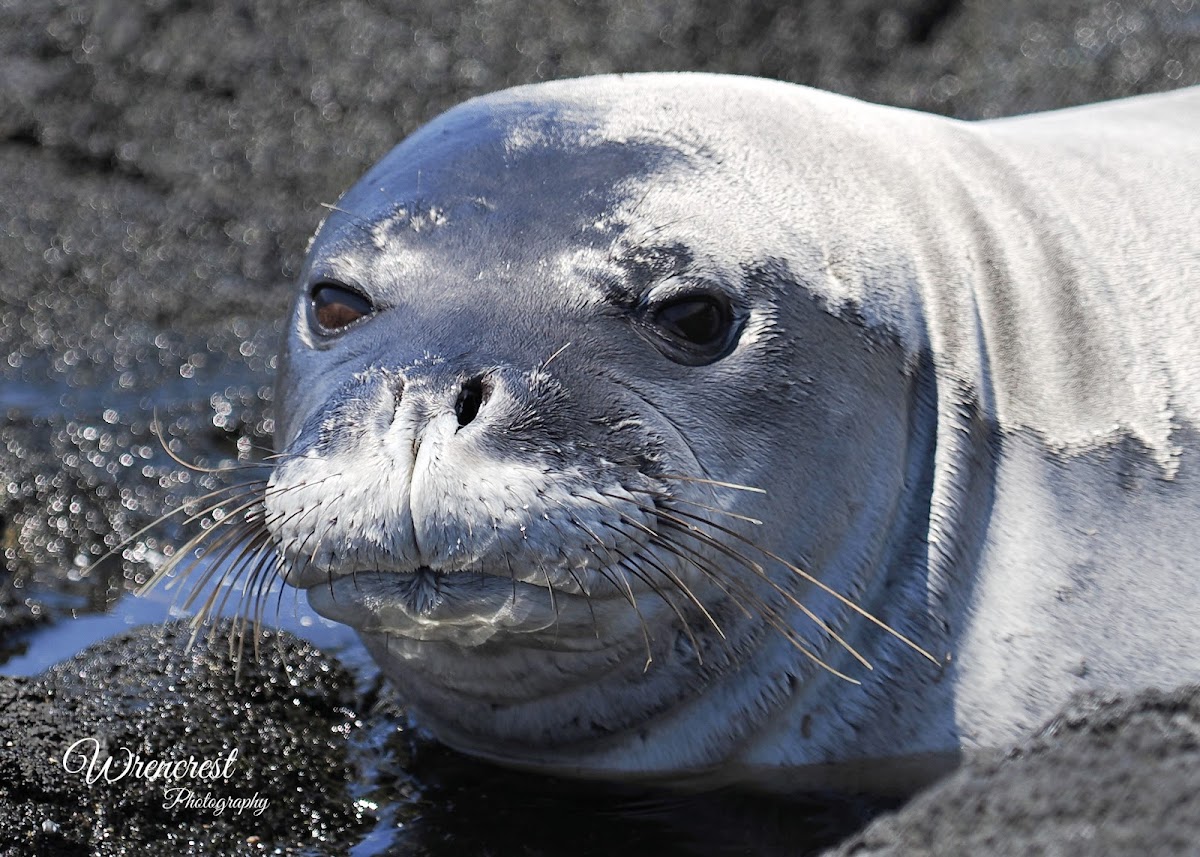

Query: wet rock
left=824, top=686, right=1200, bottom=857
left=0, top=623, right=370, bottom=856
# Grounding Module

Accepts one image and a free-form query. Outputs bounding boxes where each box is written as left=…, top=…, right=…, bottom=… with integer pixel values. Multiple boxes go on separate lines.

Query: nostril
left=388, top=373, right=407, bottom=416
left=454, top=375, right=491, bottom=427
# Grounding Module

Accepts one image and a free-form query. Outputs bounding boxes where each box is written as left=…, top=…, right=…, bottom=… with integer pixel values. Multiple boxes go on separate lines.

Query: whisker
left=213, top=528, right=278, bottom=678
left=563, top=566, right=601, bottom=641
left=573, top=490, right=844, bottom=676
left=242, top=531, right=286, bottom=661
left=602, top=539, right=706, bottom=664
left=164, top=526, right=253, bottom=627
left=663, top=531, right=857, bottom=678
left=571, top=480, right=872, bottom=678
left=532, top=557, right=563, bottom=643
left=201, top=526, right=275, bottom=659
left=268, top=508, right=313, bottom=627
left=589, top=559, right=655, bottom=671
left=630, top=489, right=763, bottom=526
left=87, top=479, right=266, bottom=582
left=601, top=512, right=835, bottom=675
left=543, top=492, right=687, bottom=666
left=502, top=552, right=519, bottom=607
left=151, top=501, right=265, bottom=610
left=654, top=502, right=937, bottom=665
left=635, top=501, right=873, bottom=672
left=586, top=515, right=723, bottom=646
left=96, top=429, right=357, bottom=672
left=560, top=471, right=873, bottom=678
left=568, top=482, right=751, bottom=641
left=174, top=523, right=266, bottom=651
left=172, top=515, right=268, bottom=629
left=132, top=473, right=333, bottom=594
left=657, top=474, right=767, bottom=495
left=576, top=484, right=801, bottom=628
left=319, top=201, right=376, bottom=232
left=151, top=410, right=270, bottom=476
left=180, top=512, right=266, bottom=621
left=537, top=341, right=574, bottom=371
left=567, top=522, right=687, bottom=667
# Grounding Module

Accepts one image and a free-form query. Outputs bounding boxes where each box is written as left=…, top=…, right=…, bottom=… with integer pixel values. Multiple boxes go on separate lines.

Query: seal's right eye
left=309, top=282, right=374, bottom=334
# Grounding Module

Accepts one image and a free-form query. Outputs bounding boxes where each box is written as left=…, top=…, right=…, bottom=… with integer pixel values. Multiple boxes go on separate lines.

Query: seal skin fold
left=265, top=74, right=1200, bottom=789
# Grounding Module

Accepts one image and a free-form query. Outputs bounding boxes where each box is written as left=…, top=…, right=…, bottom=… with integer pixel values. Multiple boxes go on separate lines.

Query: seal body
left=265, top=74, right=1200, bottom=788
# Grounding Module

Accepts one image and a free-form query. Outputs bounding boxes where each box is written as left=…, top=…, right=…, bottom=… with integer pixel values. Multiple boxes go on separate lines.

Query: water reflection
left=382, top=742, right=899, bottom=857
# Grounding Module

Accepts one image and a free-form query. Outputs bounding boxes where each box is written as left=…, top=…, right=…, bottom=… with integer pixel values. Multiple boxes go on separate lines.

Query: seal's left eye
left=654, top=296, right=729, bottom=347
left=309, top=283, right=373, bottom=334
left=647, top=293, right=736, bottom=363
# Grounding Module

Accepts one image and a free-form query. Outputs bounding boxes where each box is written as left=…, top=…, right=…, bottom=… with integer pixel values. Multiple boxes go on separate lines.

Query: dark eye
left=309, top=282, right=373, bottom=334
left=646, top=293, right=736, bottom=363
left=654, top=297, right=727, bottom=345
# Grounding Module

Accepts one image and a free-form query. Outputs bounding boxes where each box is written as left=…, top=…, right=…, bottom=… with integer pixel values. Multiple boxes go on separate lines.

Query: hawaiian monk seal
left=248, top=74, right=1200, bottom=789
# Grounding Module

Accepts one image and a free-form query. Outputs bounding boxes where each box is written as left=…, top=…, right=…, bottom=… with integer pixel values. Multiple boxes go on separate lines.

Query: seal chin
left=304, top=569, right=601, bottom=648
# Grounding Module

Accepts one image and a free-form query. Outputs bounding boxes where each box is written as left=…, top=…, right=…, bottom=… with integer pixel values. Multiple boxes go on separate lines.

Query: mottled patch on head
left=369, top=203, right=450, bottom=249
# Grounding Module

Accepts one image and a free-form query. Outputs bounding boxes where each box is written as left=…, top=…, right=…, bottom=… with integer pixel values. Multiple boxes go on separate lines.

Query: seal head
left=265, top=74, right=1200, bottom=786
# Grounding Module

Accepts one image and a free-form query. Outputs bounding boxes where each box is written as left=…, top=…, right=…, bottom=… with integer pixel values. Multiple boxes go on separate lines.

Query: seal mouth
left=393, top=565, right=448, bottom=616
left=302, top=567, right=605, bottom=647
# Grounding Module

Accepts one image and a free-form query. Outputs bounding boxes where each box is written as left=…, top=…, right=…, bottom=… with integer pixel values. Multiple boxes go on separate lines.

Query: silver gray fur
left=266, top=74, right=1200, bottom=788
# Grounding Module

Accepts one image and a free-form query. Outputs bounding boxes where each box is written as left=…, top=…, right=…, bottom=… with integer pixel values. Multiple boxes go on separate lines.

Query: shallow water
left=0, top=566, right=367, bottom=679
